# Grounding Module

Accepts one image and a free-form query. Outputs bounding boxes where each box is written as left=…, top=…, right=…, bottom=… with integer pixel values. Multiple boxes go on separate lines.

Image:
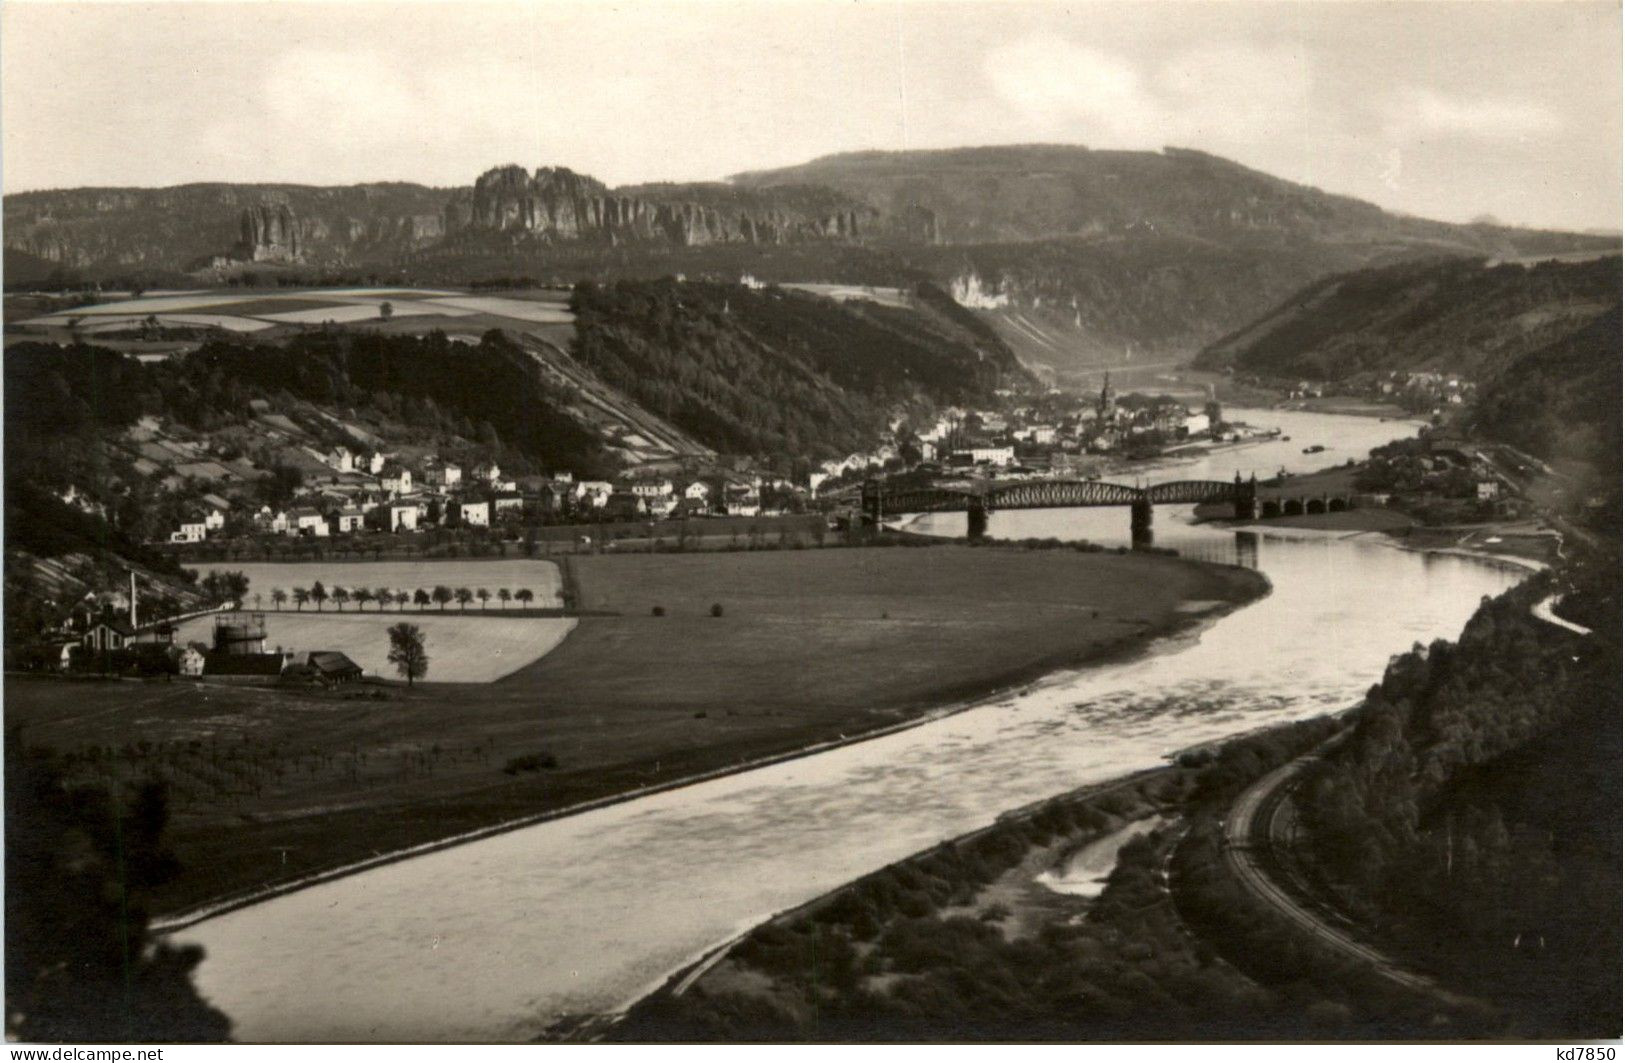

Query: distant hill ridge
left=1194, top=254, right=1622, bottom=383
left=8, top=146, right=1616, bottom=371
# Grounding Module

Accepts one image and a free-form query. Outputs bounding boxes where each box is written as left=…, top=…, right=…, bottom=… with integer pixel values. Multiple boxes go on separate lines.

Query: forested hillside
left=1293, top=565, right=1619, bottom=1037
left=1470, top=307, right=1622, bottom=480
left=568, top=280, right=1025, bottom=459
left=5, top=333, right=612, bottom=494
left=1195, top=255, right=1620, bottom=382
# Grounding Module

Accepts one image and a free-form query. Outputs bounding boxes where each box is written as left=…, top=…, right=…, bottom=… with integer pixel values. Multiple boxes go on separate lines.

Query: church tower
left=1098, top=371, right=1117, bottom=422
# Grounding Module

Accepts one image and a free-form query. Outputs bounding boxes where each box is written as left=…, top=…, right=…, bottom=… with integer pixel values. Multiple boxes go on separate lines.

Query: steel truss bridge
left=861, top=477, right=1259, bottom=539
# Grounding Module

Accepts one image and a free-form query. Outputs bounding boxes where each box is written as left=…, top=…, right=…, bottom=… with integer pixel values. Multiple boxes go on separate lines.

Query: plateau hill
left=7, top=147, right=1615, bottom=375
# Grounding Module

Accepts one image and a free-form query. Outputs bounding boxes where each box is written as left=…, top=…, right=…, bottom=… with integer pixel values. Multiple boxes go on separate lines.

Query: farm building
left=202, top=652, right=288, bottom=683
left=83, top=619, right=135, bottom=653
left=307, top=651, right=364, bottom=685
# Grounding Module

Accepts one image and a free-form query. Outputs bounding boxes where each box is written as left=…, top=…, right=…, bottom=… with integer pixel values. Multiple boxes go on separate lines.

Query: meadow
left=9, top=546, right=1265, bottom=915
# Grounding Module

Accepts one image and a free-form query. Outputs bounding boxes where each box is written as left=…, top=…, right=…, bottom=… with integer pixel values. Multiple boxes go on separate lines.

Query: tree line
left=256, top=582, right=538, bottom=613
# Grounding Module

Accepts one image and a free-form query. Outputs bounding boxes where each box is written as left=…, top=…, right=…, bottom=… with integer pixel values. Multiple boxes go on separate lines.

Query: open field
left=12, top=288, right=575, bottom=332
left=172, top=611, right=575, bottom=683
left=189, top=559, right=565, bottom=609
left=780, top=283, right=911, bottom=307
left=536, top=548, right=1263, bottom=718
left=8, top=546, right=1265, bottom=914
left=423, top=295, right=573, bottom=322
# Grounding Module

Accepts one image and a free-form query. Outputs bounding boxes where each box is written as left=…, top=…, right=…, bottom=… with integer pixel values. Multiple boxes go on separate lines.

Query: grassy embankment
left=6, top=545, right=1266, bottom=916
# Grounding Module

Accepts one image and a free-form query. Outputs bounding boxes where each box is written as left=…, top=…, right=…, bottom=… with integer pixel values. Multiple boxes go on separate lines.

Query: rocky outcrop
left=238, top=203, right=303, bottom=263
left=442, top=165, right=872, bottom=247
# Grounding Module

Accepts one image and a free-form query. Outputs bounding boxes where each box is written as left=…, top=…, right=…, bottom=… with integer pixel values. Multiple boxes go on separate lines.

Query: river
left=175, top=408, right=1524, bottom=1042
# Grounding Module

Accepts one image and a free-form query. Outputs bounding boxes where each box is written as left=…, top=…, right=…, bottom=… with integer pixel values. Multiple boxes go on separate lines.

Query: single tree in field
left=332, top=586, right=350, bottom=612
left=498, top=588, right=512, bottom=610
left=293, top=587, right=310, bottom=611
left=376, top=587, right=393, bottom=612
left=310, top=581, right=327, bottom=612
left=253, top=592, right=263, bottom=611
left=432, top=585, right=453, bottom=612
left=353, top=588, right=374, bottom=611
left=386, top=622, right=428, bottom=688
left=379, top=301, right=394, bottom=321
left=396, top=590, right=411, bottom=612
left=455, top=587, right=473, bottom=612
left=271, top=588, right=288, bottom=611
left=477, top=588, right=491, bottom=610
left=415, top=588, right=432, bottom=611
left=515, top=588, right=534, bottom=608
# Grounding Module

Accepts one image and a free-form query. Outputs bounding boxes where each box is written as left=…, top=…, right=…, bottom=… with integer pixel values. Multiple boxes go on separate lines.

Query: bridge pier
left=1130, top=498, right=1154, bottom=547
left=860, top=480, right=882, bottom=531
left=1233, top=495, right=1258, bottom=520
left=967, top=501, right=989, bottom=541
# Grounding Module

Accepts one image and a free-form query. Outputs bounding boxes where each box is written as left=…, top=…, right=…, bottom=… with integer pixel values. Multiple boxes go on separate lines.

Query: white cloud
left=982, top=35, right=1155, bottom=143
left=1391, top=88, right=1561, bottom=142
left=982, top=34, right=1312, bottom=147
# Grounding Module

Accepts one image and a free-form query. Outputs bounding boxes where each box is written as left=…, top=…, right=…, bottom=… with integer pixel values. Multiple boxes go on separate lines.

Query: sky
left=2, top=0, right=1620, bottom=232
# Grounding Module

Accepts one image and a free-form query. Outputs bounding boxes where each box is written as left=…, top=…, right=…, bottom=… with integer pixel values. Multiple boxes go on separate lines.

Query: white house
left=473, top=461, right=501, bottom=484
left=178, top=646, right=206, bottom=677
left=424, top=461, right=462, bottom=488
left=380, top=467, right=413, bottom=497
left=291, top=508, right=330, bottom=537
left=968, top=446, right=1016, bottom=467
left=387, top=501, right=419, bottom=532
left=270, top=510, right=291, bottom=535
left=328, top=446, right=355, bottom=473
left=203, top=507, right=227, bottom=532
left=1183, top=412, right=1212, bottom=437
left=367, top=451, right=387, bottom=475
left=682, top=481, right=712, bottom=503
left=723, top=485, right=761, bottom=517
left=493, top=494, right=525, bottom=516
left=333, top=509, right=366, bottom=534
left=630, top=480, right=674, bottom=499
left=573, top=481, right=613, bottom=508
left=170, top=521, right=207, bottom=544
left=1476, top=480, right=1501, bottom=501
left=460, top=500, right=490, bottom=527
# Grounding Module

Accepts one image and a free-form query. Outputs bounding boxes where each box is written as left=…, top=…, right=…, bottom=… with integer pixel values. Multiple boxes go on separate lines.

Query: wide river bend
left=177, top=409, right=1523, bottom=1041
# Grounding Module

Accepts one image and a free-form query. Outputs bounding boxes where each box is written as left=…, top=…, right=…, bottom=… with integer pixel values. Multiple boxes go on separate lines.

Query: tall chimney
left=130, top=571, right=138, bottom=630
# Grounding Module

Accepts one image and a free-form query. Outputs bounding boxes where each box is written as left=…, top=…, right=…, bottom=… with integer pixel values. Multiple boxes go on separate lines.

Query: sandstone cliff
left=440, top=165, right=875, bottom=247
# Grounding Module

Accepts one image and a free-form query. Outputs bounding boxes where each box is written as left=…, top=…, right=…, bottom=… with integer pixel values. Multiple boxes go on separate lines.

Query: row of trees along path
left=252, top=584, right=538, bottom=612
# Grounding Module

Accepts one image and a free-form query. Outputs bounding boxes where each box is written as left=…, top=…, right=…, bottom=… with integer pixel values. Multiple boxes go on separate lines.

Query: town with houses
left=80, top=374, right=1231, bottom=549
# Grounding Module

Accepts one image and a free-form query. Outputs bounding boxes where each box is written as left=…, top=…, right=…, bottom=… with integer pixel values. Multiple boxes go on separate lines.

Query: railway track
left=1221, top=736, right=1448, bottom=996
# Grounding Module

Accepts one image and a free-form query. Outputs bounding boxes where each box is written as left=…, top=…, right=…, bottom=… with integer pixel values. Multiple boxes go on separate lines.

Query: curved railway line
left=1221, top=736, right=1488, bottom=1006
